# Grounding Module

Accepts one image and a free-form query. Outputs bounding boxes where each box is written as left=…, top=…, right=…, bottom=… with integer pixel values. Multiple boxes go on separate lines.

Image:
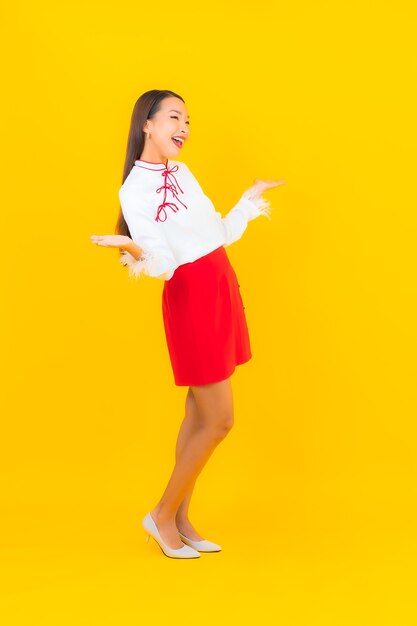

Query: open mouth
left=172, top=137, right=184, bottom=148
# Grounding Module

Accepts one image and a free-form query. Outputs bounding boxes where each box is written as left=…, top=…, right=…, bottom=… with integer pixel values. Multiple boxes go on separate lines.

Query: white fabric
left=118, top=159, right=272, bottom=281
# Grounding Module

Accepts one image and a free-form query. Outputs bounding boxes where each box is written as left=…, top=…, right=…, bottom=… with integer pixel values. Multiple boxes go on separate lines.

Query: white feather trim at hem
left=240, top=192, right=273, bottom=221
left=119, top=249, right=171, bottom=280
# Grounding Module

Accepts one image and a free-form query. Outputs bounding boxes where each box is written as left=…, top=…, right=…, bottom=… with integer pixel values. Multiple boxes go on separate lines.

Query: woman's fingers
left=254, top=178, right=286, bottom=189
left=91, top=235, right=110, bottom=246
left=90, top=235, right=110, bottom=242
left=90, top=234, right=129, bottom=248
left=244, top=178, right=286, bottom=201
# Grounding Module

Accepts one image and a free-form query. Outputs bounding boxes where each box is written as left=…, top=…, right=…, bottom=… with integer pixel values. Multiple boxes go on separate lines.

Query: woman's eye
left=171, top=115, right=190, bottom=126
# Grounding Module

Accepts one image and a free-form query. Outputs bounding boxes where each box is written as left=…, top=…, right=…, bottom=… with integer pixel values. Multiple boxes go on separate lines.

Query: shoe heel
left=142, top=512, right=200, bottom=559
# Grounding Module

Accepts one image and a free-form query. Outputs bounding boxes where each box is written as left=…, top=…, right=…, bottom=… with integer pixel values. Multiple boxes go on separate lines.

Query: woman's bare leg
left=150, top=377, right=234, bottom=549
left=174, top=388, right=204, bottom=540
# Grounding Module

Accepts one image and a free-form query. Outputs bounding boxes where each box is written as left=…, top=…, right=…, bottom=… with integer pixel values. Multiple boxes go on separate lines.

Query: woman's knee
left=216, top=414, right=234, bottom=439
left=203, top=410, right=234, bottom=441
left=189, top=379, right=234, bottom=438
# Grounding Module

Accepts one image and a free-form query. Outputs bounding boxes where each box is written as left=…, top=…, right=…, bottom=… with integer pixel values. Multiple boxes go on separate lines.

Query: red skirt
left=162, top=245, right=252, bottom=386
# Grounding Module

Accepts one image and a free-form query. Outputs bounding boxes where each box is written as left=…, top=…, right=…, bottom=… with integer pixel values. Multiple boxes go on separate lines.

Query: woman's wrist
left=123, top=239, right=144, bottom=261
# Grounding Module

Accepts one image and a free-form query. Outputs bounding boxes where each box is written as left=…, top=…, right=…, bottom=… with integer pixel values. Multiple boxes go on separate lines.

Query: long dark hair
left=115, top=89, right=185, bottom=241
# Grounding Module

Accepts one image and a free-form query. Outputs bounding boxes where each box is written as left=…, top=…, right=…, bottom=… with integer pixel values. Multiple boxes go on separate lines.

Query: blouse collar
left=134, top=159, right=171, bottom=171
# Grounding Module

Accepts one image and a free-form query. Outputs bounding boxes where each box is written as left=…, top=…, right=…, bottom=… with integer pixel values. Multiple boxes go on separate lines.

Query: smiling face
left=142, top=96, right=190, bottom=163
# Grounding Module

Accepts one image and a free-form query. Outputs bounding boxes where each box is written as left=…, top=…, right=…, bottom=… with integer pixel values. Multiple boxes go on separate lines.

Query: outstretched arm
left=117, top=185, right=177, bottom=280
left=90, top=185, right=178, bottom=281
left=90, top=234, right=173, bottom=280
left=219, top=177, right=286, bottom=246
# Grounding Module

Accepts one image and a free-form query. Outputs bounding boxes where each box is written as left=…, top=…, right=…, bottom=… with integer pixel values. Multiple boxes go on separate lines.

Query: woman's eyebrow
left=168, top=109, right=190, bottom=119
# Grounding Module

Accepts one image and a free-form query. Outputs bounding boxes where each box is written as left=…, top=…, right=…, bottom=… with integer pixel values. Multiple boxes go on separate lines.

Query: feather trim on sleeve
left=119, top=249, right=169, bottom=279
left=119, top=249, right=173, bottom=281
left=119, top=249, right=151, bottom=278
left=240, top=192, right=273, bottom=221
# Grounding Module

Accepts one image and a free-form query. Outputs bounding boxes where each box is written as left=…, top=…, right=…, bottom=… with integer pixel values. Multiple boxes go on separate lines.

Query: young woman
left=91, top=89, right=285, bottom=559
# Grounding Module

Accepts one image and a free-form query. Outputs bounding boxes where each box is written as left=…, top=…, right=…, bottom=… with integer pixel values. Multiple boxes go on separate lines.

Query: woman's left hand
left=247, top=178, right=285, bottom=198
left=244, top=177, right=286, bottom=200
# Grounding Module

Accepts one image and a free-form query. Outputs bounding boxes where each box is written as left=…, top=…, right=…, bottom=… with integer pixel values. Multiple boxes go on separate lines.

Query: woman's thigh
left=189, top=378, right=234, bottom=431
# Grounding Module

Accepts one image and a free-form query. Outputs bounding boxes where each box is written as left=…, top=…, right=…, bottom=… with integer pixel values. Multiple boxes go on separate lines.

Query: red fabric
left=162, top=246, right=252, bottom=386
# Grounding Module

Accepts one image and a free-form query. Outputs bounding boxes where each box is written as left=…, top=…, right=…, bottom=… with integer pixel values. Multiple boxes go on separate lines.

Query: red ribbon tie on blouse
left=155, top=164, right=188, bottom=223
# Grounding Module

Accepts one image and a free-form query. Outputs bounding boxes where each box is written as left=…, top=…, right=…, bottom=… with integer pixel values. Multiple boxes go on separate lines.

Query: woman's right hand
left=90, top=234, right=132, bottom=249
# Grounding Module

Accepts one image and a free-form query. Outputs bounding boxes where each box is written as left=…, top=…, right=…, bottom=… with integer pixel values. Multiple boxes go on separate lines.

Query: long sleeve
left=181, top=162, right=272, bottom=248
left=218, top=191, right=272, bottom=247
left=118, top=185, right=177, bottom=280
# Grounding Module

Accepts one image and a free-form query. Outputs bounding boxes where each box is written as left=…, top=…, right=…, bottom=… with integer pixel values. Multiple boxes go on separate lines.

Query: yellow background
left=1, top=0, right=416, bottom=624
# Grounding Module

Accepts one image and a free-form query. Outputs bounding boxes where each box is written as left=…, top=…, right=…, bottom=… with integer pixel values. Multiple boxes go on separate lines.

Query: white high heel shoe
left=142, top=512, right=200, bottom=559
left=178, top=531, right=222, bottom=552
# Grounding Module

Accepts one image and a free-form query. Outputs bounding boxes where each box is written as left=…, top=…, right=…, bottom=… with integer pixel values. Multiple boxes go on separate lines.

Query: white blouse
left=118, top=159, right=272, bottom=281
